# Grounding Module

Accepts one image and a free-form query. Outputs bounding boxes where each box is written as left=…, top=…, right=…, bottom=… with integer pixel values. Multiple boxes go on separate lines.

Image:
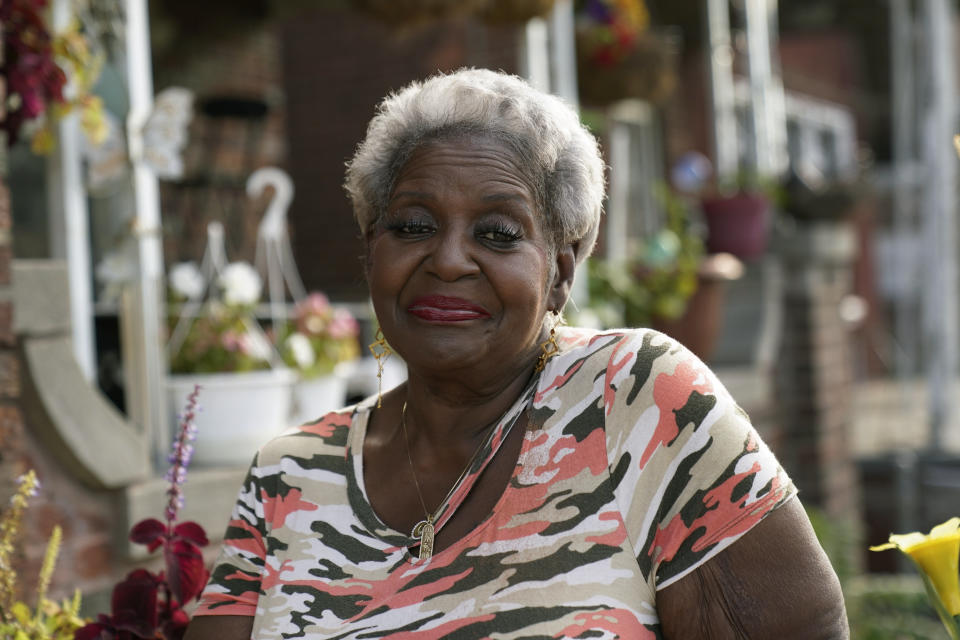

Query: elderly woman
left=186, top=68, right=848, bottom=639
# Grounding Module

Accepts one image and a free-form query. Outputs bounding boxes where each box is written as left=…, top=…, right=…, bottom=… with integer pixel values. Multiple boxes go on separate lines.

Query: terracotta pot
left=700, top=192, right=771, bottom=260
left=652, top=253, right=743, bottom=362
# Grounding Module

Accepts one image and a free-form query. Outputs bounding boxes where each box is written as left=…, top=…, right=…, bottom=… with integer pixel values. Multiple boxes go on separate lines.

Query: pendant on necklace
left=412, top=517, right=435, bottom=560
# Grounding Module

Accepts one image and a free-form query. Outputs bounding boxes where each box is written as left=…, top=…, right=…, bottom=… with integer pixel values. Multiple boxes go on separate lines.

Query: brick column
left=775, top=218, right=860, bottom=523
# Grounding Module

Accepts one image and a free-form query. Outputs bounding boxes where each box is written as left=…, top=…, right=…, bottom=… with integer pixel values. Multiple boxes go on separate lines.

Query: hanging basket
left=479, top=0, right=556, bottom=24
left=576, top=31, right=679, bottom=107
left=353, top=0, right=489, bottom=25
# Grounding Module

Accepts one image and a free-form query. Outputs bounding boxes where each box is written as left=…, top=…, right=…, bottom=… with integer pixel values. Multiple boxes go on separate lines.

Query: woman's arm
left=183, top=615, right=254, bottom=640
left=657, top=498, right=849, bottom=639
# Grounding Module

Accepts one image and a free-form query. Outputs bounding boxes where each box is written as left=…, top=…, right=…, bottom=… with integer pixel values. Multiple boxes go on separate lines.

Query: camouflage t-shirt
left=195, top=327, right=795, bottom=639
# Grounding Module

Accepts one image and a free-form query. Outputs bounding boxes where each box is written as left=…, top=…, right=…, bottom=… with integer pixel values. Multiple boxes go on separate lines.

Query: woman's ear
left=548, top=243, right=578, bottom=311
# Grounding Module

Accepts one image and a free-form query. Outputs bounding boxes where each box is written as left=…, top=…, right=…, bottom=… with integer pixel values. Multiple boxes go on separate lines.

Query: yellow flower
left=871, top=517, right=960, bottom=616
left=30, top=127, right=56, bottom=155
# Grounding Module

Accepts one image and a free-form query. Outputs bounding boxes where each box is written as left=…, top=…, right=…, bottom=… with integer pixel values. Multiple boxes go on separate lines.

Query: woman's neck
left=398, top=356, right=537, bottom=451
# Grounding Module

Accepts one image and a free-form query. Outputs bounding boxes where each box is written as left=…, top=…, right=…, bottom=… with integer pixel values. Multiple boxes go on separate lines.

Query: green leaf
left=11, top=601, right=31, bottom=625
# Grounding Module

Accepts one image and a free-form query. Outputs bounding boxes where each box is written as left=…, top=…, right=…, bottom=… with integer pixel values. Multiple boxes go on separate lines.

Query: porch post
left=124, top=0, right=169, bottom=464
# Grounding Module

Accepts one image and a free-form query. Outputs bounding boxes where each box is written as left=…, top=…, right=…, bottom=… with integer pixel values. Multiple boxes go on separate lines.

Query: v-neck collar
left=346, top=373, right=542, bottom=560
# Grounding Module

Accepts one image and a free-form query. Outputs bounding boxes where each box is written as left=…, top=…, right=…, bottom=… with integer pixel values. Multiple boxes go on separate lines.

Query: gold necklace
left=399, top=401, right=498, bottom=560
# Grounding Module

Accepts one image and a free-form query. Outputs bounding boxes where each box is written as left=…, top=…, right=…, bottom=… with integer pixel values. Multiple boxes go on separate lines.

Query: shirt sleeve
left=194, top=453, right=272, bottom=616
left=603, top=329, right=796, bottom=592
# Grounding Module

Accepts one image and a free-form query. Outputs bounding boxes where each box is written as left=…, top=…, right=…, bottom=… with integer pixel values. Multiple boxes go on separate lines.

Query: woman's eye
left=386, top=218, right=435, bottom=236
left=476, top=223, right=523, bottom=245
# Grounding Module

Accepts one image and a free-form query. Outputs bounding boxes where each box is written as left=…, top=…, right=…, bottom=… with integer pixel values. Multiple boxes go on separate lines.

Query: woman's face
left=366, top=136, right=572, bottom=379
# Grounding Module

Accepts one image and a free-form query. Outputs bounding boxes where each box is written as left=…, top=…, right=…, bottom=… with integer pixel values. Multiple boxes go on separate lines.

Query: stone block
left=13, top=261, right=72, bottom=336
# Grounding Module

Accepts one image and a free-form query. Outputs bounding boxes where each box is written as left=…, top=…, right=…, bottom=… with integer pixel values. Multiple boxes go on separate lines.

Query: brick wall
left=155, top=25, right=289, bottom=265
left=775, top=220, right=861, bottom=522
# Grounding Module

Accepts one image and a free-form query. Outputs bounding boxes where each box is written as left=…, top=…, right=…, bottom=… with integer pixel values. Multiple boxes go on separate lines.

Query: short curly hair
left=344, top=68, right=606, bottom=264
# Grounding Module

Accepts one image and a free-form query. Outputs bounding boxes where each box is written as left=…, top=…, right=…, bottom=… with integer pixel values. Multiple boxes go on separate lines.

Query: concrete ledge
left=22, top=335, right=149, bottom=489
left=120, top=467, right=247, bottom=559
left=13, top=260, right=72, bottom=336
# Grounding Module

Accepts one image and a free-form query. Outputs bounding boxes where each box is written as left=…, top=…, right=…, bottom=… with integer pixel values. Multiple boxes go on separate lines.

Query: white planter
left=167, top=368, right=296, bottom=467
left=290, top=367, right=349, bottom=425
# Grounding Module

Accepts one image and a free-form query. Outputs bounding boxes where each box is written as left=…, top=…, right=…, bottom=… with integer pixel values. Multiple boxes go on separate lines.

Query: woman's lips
left=407, top=295, right=490, bottom=322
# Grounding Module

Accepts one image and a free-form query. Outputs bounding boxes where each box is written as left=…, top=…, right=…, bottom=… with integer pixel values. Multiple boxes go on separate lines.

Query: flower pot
left=700, top=192, right=771, bottom=260
left=290, top=367, right=349, bottom=425
left=167, top=368, right=296, bottom=467
left=652, top=253, right=743, bottom=362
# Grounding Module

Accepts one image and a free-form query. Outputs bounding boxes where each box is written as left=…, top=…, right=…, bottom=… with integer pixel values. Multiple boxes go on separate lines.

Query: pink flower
left=220, top=330, right=241, bottom=351
left=328, top=308, right=359, bottom=340
left=239, top=330, right=272, bottom=362
left=301, top=292, right=331, bottom=316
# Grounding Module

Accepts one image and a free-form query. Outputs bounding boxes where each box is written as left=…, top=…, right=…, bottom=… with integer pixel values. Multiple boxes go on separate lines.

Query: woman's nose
left=426, top=230, right=479, bottom=281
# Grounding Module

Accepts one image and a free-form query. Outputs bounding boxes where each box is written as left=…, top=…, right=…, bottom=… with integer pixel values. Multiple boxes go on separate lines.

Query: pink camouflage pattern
left=196, top=327, right=795, bottom=638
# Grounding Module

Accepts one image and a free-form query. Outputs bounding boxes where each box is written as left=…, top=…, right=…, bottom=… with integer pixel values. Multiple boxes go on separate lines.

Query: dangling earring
left=535, top=311, right=561, bottom=372
left=368, top=328, right=392, bottom=408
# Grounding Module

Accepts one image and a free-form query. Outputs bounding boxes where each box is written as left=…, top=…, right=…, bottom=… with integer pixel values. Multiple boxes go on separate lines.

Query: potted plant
left=574, top=0, right=678, bottom=108
left=1, top=1, right=106, bottom=153
left=699, top=174, right=783, bottom=261
left=278, top=292, right=360, bottom=424
left=584, top=188, right=742, bottom=361
left=166, top=260, right=295, bottom=467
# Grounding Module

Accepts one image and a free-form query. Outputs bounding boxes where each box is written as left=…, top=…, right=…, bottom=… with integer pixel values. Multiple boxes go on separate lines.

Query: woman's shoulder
left=255, top=405, right=361, bottom=467
left=549, top=325, right=731, bottom=431
left=554, top=326, right=692, bottom=374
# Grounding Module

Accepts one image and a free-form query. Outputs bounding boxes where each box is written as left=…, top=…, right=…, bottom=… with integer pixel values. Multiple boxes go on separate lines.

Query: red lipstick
left=407, top=295, right=490, bottom=322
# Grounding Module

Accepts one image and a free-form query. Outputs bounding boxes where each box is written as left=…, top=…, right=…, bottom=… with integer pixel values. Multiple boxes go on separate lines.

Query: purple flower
left=165, top=385, right=200, bottom=525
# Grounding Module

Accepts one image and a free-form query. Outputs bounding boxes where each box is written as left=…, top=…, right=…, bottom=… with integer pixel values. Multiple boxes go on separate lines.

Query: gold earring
left=368, top=328, right=392, bottom=408
left=535, top=312, right=560, bottom=372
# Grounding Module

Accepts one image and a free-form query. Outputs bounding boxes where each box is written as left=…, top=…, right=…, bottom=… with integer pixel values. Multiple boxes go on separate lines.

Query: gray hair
left=344, top=68, right=605, bottom=264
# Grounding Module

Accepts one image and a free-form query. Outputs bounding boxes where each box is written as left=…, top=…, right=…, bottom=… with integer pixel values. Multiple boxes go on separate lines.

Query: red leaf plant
left=76, top=386, right=208, bottom=640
